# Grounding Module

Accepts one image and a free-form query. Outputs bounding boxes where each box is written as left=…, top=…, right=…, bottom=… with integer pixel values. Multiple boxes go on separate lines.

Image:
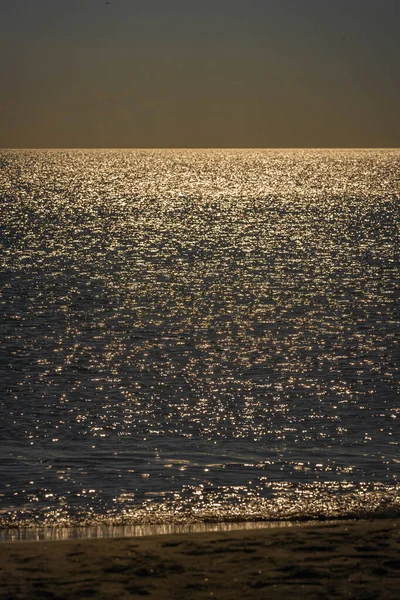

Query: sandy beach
left=0, top=519, right=399, bottom=599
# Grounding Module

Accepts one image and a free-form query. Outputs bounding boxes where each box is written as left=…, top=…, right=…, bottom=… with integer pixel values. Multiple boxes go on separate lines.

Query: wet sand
left=0, top=519, right=399, bottom=599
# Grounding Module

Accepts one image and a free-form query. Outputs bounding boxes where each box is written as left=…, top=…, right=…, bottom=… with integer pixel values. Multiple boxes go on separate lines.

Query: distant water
left=0, top=149, right=399, bottom=531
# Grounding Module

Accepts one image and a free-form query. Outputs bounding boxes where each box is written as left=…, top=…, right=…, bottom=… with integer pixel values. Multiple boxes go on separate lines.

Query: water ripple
left=0, top=149, right=399, bottom=527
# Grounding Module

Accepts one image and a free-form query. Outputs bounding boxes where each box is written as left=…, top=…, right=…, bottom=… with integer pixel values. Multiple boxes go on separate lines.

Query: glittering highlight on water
left=0, top=149, right=399, bottom=529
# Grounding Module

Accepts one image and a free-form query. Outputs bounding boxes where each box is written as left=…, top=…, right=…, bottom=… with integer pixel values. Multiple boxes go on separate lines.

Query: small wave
left=1, top=482, right=399, bottom=534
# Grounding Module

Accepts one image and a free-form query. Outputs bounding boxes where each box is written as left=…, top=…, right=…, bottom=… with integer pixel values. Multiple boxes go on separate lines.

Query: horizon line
left=1, top=147, right=400, bottom=151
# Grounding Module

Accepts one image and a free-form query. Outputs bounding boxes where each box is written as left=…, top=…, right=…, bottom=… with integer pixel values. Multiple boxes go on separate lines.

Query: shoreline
left=1, top=518, right=399, bottom=598
left=0, top=519, right=303, bottom=544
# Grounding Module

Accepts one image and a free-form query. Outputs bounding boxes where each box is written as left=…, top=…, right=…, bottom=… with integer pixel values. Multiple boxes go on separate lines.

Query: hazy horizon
left=1, top=0, right=399, bottom=148
left=2, top=146, right=400, bottom=150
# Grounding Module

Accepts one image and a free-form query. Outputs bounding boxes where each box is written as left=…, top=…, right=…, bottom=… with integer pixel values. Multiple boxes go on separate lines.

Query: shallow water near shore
left=1, top=149, right=399, bottom=530
left=0, top=518, right=299, bottom=543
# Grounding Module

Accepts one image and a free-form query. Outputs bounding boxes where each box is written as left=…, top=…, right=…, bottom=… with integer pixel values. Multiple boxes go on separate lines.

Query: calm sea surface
left=0, top=149, right=399, bottom=533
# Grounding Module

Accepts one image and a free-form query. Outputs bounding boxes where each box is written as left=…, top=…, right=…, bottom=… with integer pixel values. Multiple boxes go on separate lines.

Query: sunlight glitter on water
left=0, top=149, right=399, bottom=528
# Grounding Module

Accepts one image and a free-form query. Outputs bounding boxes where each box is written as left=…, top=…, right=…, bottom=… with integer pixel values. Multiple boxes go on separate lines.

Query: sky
left=0, top=0, right=399, bottom=148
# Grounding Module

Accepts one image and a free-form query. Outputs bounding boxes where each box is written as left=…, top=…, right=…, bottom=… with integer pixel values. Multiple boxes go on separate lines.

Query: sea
left=0, top=149, right=399, bottom=540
